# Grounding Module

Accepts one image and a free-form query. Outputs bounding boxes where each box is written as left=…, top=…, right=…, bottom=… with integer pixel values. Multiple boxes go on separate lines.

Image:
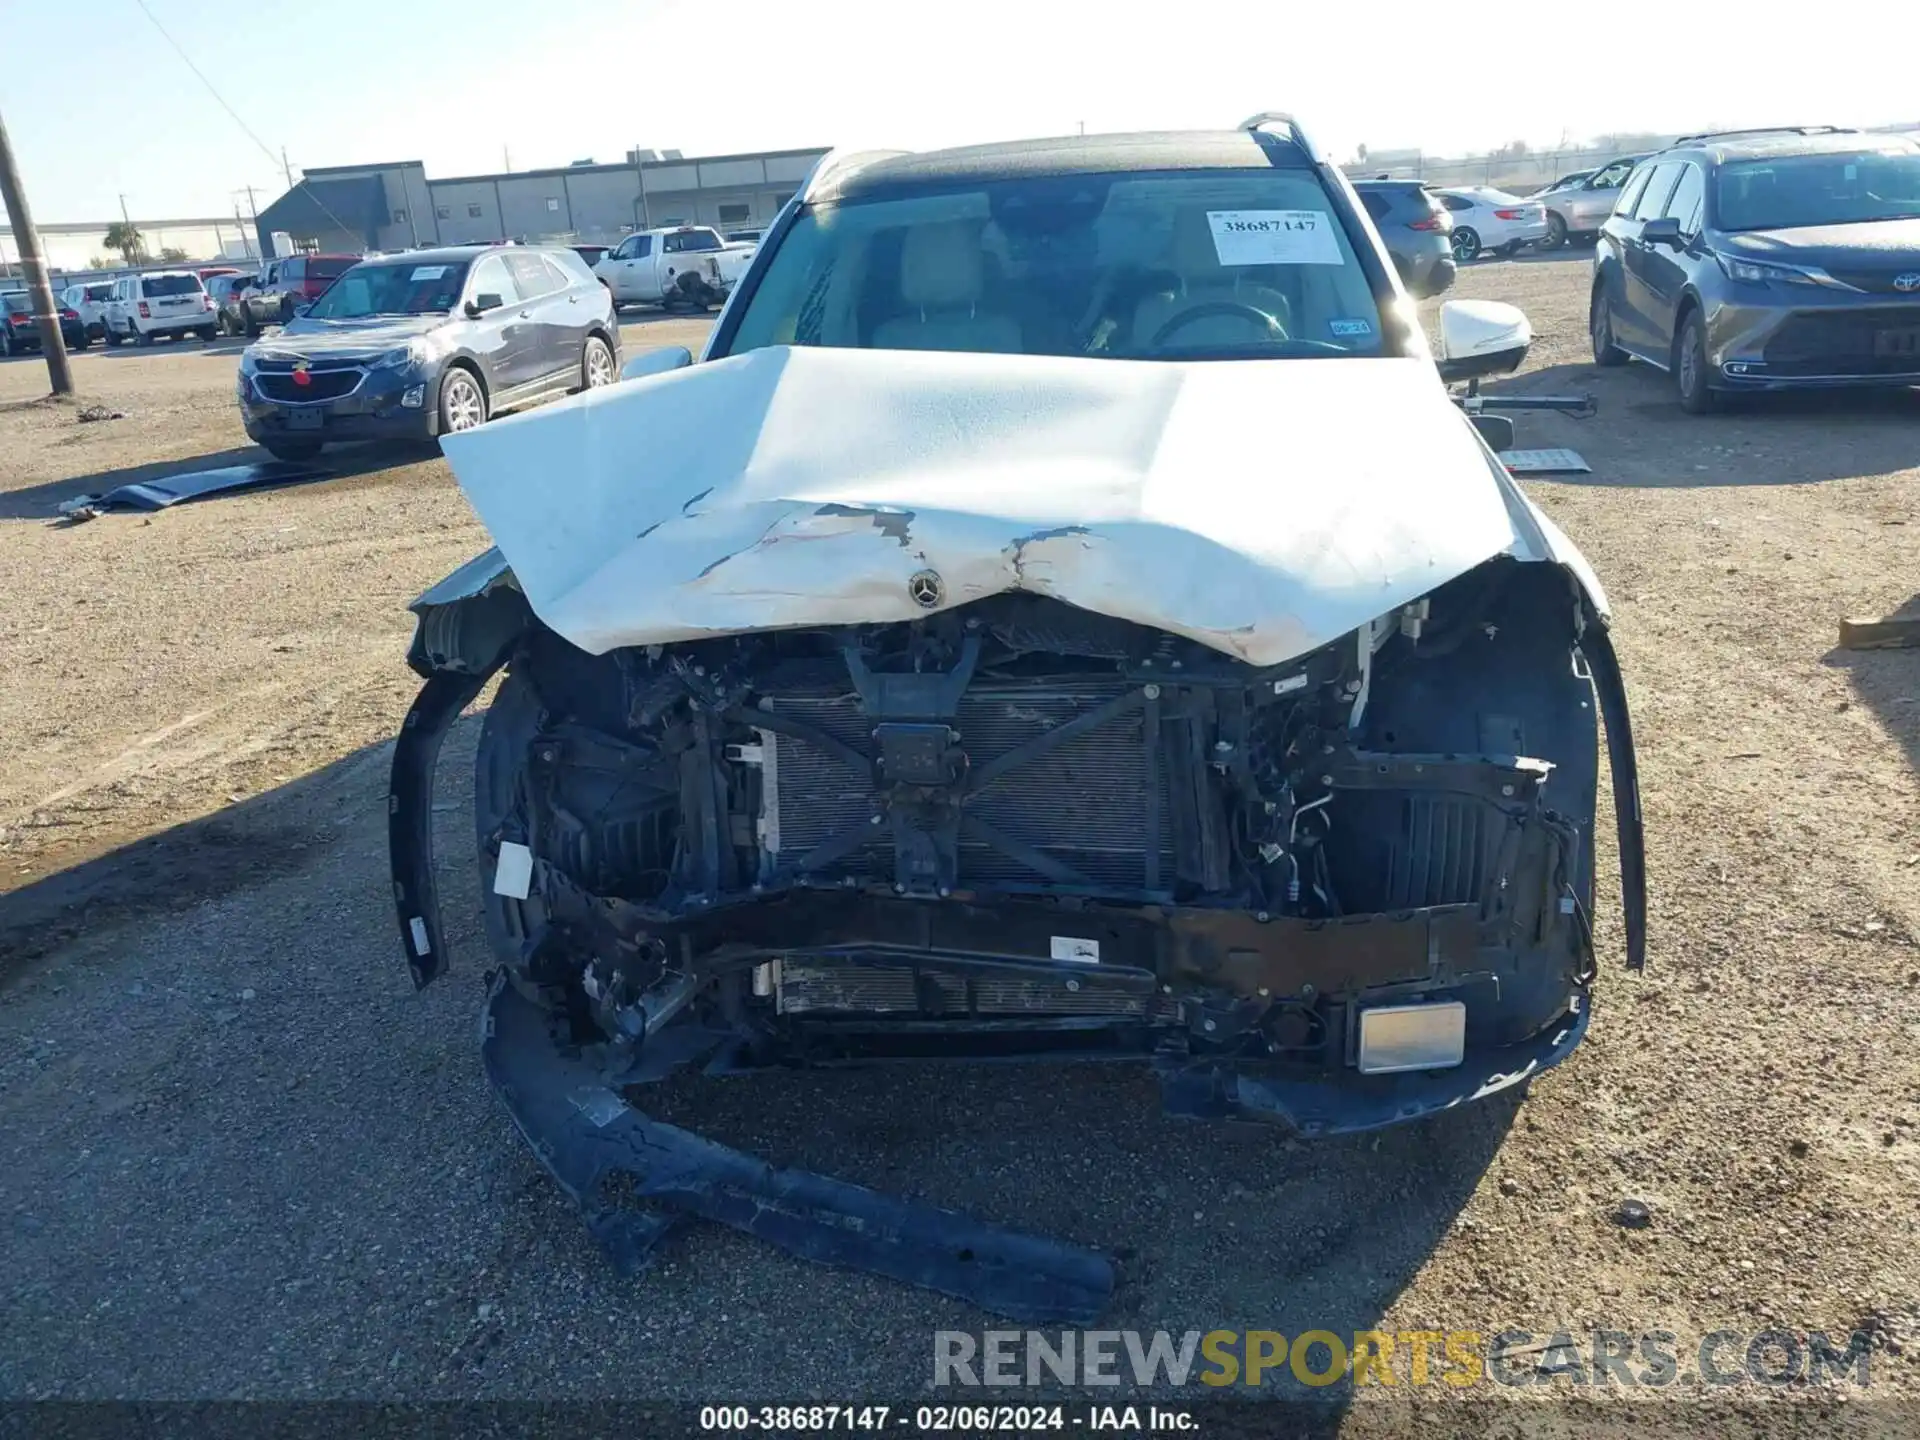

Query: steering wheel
left=1151, top=301, right=1286, bottom=347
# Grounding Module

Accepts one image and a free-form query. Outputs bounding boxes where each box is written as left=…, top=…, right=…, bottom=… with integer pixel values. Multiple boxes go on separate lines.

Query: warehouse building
left=253, top=146, right=828, bottom=256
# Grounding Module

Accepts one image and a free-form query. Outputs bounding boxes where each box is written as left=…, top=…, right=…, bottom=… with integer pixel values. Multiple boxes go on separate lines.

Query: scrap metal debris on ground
left=54, top=459, right=333, bottom=523
left=75, top=404, right=126, bottom=423
left=1839, top=596, right=1920, bottom=650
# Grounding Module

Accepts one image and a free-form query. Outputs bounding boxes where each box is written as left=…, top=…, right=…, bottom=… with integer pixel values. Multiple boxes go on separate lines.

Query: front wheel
left=1542, top=212, right=1567, bottom=249
left=1674, top=311, right=1720, bottom=414
left=438, top=366, right=488, bottom=435
left=581, top=334, right=617, bottom=390
left=1451, top=227, right=1481, bottom=264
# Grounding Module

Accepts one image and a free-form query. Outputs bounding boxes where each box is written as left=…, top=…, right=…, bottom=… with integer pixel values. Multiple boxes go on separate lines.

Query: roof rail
left=1669, top=125, right=1856, bottom=147
left=1238, top=112, right=1326, bottom=165
left=800, top=147, right=913, bottom=202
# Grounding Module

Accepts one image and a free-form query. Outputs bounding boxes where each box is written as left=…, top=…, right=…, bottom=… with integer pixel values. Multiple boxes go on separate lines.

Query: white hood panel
left=440, top=345, right=1554, bottom=667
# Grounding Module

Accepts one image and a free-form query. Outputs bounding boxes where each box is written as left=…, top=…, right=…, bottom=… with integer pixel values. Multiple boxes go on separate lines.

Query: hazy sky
left=3, top=0, right=1911, bottom=222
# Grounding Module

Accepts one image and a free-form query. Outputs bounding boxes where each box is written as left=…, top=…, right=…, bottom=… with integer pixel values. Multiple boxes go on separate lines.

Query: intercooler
left=757, top=681, right=1175, bottom=889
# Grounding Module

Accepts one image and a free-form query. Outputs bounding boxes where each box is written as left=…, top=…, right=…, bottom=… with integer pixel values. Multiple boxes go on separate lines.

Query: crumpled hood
left=259, top=312, right=450, bottom=360
left=440, top=344, right=1592, bottom=667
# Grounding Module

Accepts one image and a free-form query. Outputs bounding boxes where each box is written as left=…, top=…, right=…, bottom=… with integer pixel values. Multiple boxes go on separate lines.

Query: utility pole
left=503, top=144, right=512, bottom=173
left=280, top=145, right=293, bottom=190
left=0, top=106, right=73, bottom=394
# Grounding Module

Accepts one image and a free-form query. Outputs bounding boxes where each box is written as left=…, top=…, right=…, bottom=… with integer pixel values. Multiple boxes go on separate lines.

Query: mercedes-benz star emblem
left=1895, top=273, right=1920, bottom=293
left=907, top=570, right=945, bottom=609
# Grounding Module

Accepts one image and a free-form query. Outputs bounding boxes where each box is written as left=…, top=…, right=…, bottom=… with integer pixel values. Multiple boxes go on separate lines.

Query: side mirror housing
left=1436, top=299, right=1532, bottom=384
left=1640, top=216, right=1683, bottom=248
left=620, top=345, right=693, bottom=382
left=466, top=293, right=504, bottom=317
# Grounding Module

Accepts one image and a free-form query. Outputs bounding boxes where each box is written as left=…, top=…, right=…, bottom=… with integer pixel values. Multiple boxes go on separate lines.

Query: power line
left=129, top=0, right=362, bottom=248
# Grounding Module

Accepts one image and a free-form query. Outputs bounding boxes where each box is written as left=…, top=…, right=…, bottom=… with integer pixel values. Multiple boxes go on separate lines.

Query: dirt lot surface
left=2, top=262, right=1917, bottom=1425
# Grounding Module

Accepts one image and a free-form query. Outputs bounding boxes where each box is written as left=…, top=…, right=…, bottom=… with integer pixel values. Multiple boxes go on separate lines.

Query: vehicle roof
left=347, top=245, right=548, bottom=265
left=1678, top=130, right=1920, bottom=163
left=1352, top=178, right=1428, bottom=191
left=814, top=130, right=1314, bottom=204
left=135, top=270, right=205, bottom=280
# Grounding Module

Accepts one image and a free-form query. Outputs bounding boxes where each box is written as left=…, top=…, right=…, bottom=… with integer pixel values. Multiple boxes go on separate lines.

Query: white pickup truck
left=592, top=226, right=753, bottom=310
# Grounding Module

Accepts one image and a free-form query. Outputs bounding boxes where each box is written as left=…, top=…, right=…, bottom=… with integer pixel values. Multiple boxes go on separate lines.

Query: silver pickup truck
left=1540, top=154, right=1648, bottom=247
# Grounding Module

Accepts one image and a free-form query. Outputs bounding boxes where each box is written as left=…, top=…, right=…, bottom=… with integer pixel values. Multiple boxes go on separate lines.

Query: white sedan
left=1433, top=188, right=1550, bottom=262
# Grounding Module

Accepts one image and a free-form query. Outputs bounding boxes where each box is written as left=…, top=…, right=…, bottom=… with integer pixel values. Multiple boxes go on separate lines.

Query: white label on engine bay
left=493, top=841, right=534, bottom=899
left=1207, top=210, right=1344, bottom=266
left=1050, top=936, right=1101, bottom=964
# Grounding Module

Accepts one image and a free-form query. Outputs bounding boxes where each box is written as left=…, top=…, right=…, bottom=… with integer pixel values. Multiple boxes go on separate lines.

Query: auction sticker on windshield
left=1207, top=210, right=1343, bottom=266
left=410, top=265, right=448, bottom=281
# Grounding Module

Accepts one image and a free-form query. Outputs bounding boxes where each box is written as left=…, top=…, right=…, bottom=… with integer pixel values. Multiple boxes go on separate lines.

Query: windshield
left=304, top=259, right=471, bottom=318
left=723, top=170, right=1387, bottom=362
left=1715, top=148, right=1920, bottom=231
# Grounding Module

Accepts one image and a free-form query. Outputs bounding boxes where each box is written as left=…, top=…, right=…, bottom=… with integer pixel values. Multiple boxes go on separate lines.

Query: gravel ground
left=1, top=261, right=1917, bottom=1424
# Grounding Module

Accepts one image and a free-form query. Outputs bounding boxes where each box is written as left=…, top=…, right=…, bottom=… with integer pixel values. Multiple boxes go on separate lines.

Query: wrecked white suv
left=388, top=116, right=1644, bottom=1323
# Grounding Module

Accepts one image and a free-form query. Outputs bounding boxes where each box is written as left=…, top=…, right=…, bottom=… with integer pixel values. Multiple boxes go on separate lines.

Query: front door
left=463, top=253, right=534, bottom=390
left=1631, top=161, right=1705, bottom=359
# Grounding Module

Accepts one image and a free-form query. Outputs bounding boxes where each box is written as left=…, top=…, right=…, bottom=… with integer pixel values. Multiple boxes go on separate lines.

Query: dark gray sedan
left=237, top=244, right=622, bottom=460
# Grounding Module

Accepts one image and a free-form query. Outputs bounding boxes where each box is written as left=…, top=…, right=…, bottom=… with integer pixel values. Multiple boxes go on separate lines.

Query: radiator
left=759, top=681, right=1173, bottom=889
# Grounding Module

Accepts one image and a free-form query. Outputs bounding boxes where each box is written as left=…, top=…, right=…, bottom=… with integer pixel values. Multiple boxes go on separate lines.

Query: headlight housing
left=1714, top=253, right=1823, bottom=287
left=373, top=340, right=430, bottom=371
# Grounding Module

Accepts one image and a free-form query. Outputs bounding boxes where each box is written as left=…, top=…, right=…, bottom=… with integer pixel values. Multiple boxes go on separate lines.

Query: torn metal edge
left=481, top=975, right=1117, bottom=1324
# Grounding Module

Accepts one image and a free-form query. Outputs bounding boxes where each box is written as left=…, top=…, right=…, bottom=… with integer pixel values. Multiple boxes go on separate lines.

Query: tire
left=262, top=438, right=323, bottom=462
left=437, top=365, right=488, bottom=436
left=71, top=333, right=89, bottom=352
left=1674, top=309, right=1719, bottom=414
left=103, top=320, right=122, bottom=348
left=0, top=330, right=11, bottom=358
left=135, top=326, right=153, bottom=347
left=1542, top=212, right=1567, bottom=249
left=580, top=334, right=617, bottom=391
left=199, top=326, right=218, bottom=343
left=1451, top=227, right=1481, bottom=264
left=1590, top=286, right=1628, bottom=367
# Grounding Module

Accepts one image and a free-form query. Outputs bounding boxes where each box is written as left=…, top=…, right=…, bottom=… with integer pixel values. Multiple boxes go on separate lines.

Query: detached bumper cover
left=482, top=974, right=1115, bottom=1324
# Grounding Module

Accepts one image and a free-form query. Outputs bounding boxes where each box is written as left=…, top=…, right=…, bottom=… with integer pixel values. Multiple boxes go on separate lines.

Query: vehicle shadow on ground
left=0, top=712, right=1512, bottom=1403
left=0, top=439, right=436, bottom=521
left=1822, top=601, right=1920, bottom=779
left=1486, top=362, right=1920, bottom=486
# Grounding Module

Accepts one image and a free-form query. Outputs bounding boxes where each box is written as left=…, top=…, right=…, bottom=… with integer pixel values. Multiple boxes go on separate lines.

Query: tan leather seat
left=870, top=221, right=1022, bottom=353
left=1130, top=209, right=1294, bottom=350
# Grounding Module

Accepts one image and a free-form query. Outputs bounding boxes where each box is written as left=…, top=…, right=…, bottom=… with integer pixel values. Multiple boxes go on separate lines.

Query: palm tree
left=103, top=221, right=145, bottom=265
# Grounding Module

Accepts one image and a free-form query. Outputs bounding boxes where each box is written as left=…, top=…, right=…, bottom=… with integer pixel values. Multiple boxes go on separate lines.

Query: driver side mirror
left=1640, top=217, right=1684, bottom=248
left=465, top=293, right=504, bottom=317
left=620, top=345, right=693, bottom=382
left=1436, top=299, right=1532, bottom=384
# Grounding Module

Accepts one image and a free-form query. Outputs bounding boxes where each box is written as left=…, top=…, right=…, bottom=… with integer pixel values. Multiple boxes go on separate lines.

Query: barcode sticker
left=1050, top=936, right=1100, bottom=964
